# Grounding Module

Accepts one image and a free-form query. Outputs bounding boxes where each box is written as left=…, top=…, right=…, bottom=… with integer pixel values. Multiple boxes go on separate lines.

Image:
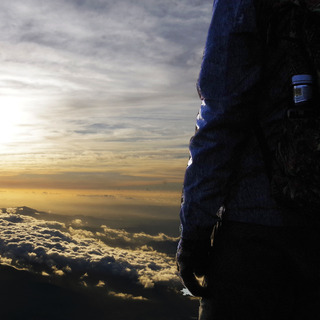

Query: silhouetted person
left=177, top=0, right=320, bottom=319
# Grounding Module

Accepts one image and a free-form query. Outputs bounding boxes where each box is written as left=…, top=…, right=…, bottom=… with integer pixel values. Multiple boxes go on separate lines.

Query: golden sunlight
left=0, top=97, right=28, bottom=148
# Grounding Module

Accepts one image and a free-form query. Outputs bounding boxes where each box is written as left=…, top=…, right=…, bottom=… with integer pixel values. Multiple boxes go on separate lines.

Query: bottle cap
left=292, top=74, right=313, bottom=85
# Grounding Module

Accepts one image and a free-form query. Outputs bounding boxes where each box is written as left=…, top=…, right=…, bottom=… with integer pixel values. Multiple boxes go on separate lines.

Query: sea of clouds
left=0, top=207, right=181, bottom=301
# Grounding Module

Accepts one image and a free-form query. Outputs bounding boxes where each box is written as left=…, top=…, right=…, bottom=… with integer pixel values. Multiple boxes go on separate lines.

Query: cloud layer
left=0, top=207, right=179, bottom=294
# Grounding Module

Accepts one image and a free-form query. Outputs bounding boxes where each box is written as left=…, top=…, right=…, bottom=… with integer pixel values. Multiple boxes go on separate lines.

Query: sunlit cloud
left=96, top=225, right=178, bottom=249
left=108, top=291, right=148, bottom=301
left=0, top=207, right=179, bottom=290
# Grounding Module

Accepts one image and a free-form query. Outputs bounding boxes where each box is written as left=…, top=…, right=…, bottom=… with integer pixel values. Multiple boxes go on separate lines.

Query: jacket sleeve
left=180, top=0, right=264, bottom=239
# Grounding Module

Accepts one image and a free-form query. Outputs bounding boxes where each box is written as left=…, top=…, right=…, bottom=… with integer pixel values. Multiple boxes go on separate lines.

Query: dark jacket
left=179, top=0, right=291, bottom=240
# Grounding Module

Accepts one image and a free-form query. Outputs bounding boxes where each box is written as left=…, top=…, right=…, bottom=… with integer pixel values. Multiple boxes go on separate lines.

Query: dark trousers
left=199, top=221, right=320, bottom=320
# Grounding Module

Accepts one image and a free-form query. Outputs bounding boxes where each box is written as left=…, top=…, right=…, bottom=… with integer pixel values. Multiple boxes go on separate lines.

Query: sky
left=0, top=1, right=214, bottom=317
left=0, top=0, right=212, bottom=220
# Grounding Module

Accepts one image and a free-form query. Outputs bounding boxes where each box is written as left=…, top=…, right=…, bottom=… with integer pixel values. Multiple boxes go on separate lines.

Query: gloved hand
left=176, top=237, right=211, bottom=298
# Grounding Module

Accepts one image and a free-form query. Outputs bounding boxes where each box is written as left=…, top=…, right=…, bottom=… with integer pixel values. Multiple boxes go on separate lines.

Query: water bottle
left=288, top=74, right=313, bottom=118
left=292, top=74, right=313, bottom=106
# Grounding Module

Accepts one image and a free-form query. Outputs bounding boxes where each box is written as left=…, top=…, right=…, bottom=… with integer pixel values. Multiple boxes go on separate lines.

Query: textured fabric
left=199, top=221, right=320, bottom=320
left=180, top=0, right=284, bottom=240
left=258, top=0, right=320, bottom=216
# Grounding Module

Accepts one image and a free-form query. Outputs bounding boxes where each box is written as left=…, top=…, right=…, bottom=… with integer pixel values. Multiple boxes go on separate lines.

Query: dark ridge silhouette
left=0, top=264, right=198, bottom=320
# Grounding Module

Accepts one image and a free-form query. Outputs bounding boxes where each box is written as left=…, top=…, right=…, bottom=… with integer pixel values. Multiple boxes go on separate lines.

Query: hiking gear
left=287, top=74, right=314, bottom=118
left=292, top=74, right=313, bottom=106
left=261, top=0, right=320, bottom=216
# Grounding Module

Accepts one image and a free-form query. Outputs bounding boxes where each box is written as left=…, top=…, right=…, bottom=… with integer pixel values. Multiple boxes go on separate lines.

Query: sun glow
left=0, top=97, right=29, bottom=148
